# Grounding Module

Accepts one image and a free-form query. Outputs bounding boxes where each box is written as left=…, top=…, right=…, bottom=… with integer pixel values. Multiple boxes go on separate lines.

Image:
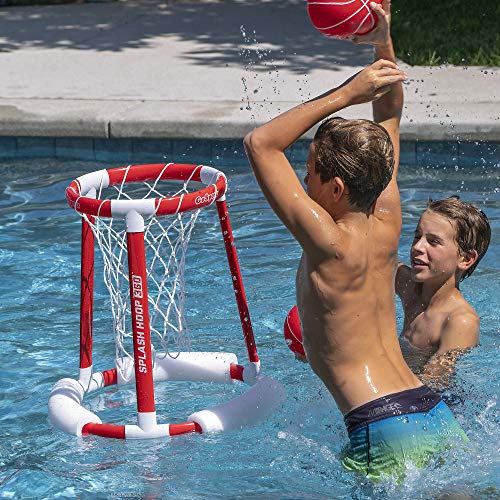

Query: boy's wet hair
left=313, top=117, right=394, bottom=212
left=427, top=196, right=491, bottom=281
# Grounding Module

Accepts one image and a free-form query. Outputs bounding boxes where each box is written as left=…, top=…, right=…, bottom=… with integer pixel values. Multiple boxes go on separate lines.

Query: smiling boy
left=396, top=196, right=491, bottom=388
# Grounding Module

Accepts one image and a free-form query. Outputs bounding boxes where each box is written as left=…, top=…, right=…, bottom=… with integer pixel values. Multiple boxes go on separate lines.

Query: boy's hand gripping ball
left=307, top=0, right=383, bottom=39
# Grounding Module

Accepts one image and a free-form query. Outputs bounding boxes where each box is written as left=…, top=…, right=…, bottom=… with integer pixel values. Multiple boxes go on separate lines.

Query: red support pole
left=216, top=199, right=259, bottom=363
left=80, top=216, right=94, bottom=370
left=126, top=230, right=156, bottom=415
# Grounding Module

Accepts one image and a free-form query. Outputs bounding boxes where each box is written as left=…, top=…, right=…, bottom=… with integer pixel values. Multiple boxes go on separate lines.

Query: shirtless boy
left=244, top=0, right=465, bottom=478
left=397, top=196, right=491, bottom=389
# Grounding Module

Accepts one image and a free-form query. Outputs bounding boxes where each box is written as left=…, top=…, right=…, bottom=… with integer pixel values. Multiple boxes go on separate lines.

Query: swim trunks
left=341, top=385, right=467, bottom=479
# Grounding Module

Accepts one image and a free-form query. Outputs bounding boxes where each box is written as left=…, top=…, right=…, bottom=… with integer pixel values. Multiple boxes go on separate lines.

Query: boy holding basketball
left=244, top=0, right=465, bottom=479
left=397, top=196, right=491, bottom=390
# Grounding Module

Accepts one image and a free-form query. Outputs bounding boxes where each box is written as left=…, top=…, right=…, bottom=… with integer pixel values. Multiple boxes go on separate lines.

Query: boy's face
left=410, top=210, right=461, bottom=283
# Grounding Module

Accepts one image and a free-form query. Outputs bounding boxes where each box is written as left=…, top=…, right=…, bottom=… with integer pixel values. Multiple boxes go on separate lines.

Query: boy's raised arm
left=353, top=0, right=405, bottom=222
left=244, top=60, right=407, bottom=255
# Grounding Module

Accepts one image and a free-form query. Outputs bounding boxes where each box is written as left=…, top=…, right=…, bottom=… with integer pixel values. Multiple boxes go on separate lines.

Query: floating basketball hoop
left=48, top=163, right=285, bottom=439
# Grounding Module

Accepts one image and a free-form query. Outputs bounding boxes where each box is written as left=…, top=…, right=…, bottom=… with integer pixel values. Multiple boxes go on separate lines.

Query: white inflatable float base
left=48, top=352, right=286, bottom=437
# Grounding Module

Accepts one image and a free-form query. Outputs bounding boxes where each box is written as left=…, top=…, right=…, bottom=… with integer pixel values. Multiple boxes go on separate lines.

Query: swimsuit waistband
left=344, top=385, right=441, bottom=434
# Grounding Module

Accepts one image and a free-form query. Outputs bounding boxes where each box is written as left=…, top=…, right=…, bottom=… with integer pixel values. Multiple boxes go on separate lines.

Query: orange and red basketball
left=307, top=0, right=382, bottom=39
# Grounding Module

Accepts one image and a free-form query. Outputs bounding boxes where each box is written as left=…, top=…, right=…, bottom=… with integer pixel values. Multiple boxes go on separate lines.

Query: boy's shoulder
left=437, top=292, right=479, bottom=353
left=445, top=290, right=479, bottom=329
left=447, top=287, right=478, bottom=316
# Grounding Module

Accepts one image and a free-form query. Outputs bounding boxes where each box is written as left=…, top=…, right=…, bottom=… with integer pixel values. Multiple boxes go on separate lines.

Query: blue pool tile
left=56, top=138, right=95, bottom=160
left=211, top=139, right=246, bottom=167
left=2, top=138, right=497, bottom=171
left=94, top=139, right=133, bottom=163
left=172, top=139, right=212, bottom=164
left=416, top=141, right=459, bottom=166
left=0, top=137, right=17, bottom=158
left=132, top=139, right=173, bottom=163
left=400, top=141, right=416, bottom=165
left=287, top=140, right=310, bottom=164
left=458, top=141, right=500, bottom=167
left=17, top=137, right=56, bottom=158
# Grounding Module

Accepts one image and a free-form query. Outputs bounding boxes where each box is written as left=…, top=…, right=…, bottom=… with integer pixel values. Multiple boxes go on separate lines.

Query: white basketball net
left=82, top=171, right=202, bottom=382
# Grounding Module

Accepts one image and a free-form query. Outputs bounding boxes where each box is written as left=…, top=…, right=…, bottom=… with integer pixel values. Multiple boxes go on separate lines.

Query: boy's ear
left=458, top=249, right=478, bottom=271
left=331, top=176, right=347, bottom=202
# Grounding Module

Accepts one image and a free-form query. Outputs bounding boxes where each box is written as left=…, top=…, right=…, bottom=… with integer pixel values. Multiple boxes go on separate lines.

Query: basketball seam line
left=354, top=1, right=375, bottom=34
left=310, top=2, right=371, bottom=31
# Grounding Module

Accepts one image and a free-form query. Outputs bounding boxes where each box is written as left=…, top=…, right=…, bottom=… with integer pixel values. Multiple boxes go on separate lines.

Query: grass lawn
left=391, top=0, right=500, bottom=66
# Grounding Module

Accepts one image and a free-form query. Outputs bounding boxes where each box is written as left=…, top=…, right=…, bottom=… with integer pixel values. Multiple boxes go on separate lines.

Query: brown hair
left=313, top=117, right=394, bottom=212
left=427, top=196, right=491, bottom=281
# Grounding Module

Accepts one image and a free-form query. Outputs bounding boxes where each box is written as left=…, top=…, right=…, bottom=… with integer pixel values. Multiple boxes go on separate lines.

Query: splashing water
left=0, top=159, right=498, bottom=498
left=238, top=25, right=311, bottom=124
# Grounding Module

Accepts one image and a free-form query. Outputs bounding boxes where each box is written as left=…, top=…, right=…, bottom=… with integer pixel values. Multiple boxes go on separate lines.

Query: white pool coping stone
left=0, top=0, right=499, bottom=142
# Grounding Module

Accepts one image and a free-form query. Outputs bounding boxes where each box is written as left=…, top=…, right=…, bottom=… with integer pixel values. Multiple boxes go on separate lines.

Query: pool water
left=0, top=158, right=498, bottom=499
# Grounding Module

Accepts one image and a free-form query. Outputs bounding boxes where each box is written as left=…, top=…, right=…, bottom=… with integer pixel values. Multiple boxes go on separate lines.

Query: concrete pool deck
left=0, top=0, right=499, bottom=163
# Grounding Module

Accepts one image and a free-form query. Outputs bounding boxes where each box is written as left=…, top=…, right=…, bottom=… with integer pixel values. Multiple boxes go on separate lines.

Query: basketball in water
left=307, top=0, right=382, bottom=39
left=284, top=306, right=305, bottom=357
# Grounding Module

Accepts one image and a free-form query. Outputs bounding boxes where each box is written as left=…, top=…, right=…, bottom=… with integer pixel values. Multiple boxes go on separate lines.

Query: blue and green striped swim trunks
left=341, top=385, right=467, bottom=479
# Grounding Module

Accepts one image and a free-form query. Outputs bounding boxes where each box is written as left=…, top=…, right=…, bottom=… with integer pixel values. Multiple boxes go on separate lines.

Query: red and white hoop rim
left=66, top=163, right=227, bottom=218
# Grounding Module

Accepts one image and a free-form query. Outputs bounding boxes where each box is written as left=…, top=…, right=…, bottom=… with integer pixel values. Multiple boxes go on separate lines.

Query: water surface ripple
left=0, top=159, right=498, bottom=498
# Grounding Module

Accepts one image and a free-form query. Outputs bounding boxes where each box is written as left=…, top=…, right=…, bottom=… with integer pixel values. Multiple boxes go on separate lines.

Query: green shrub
left=391, top=1, right=500, bottom=66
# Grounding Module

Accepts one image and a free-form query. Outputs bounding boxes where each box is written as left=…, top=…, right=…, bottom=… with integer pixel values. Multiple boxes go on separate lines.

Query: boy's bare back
left=296, top=161, right=420, bottom=414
